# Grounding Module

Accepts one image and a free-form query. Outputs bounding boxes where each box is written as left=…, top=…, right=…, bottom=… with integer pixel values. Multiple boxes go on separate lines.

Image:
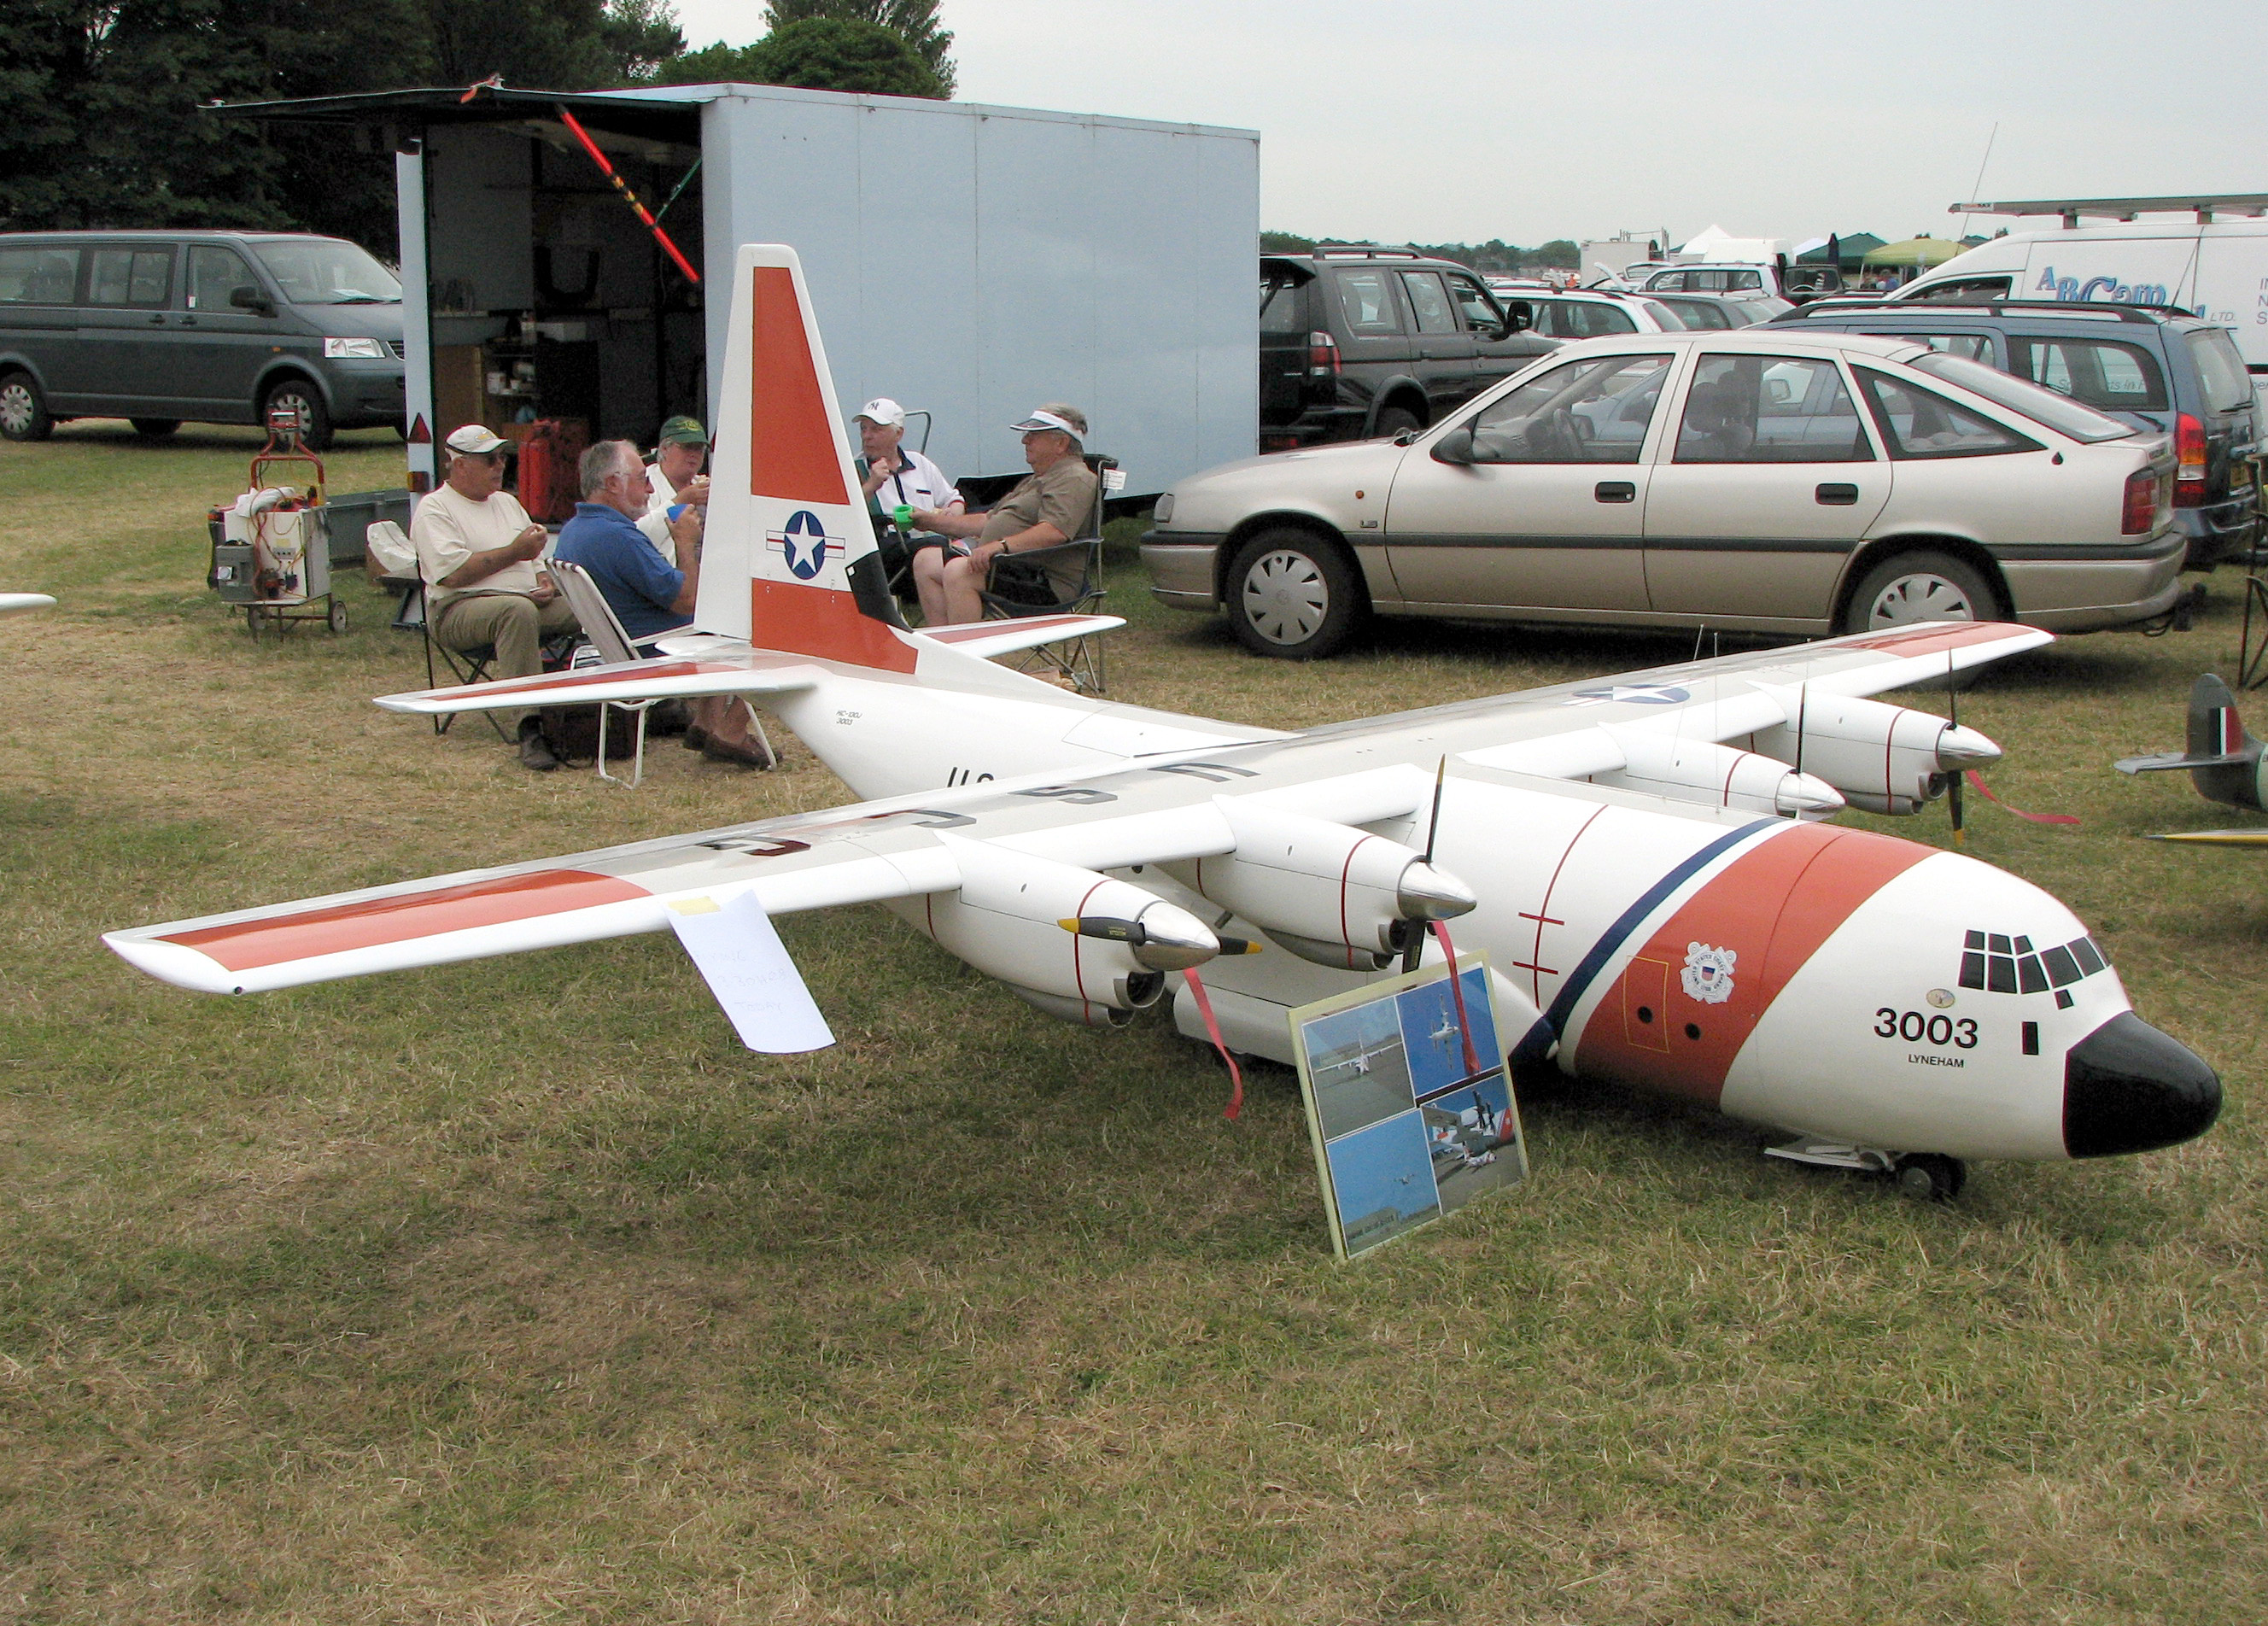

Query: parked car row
left=1152, top=326, right=2185, bottom=659
left=0, top=229, right=406, bottom=449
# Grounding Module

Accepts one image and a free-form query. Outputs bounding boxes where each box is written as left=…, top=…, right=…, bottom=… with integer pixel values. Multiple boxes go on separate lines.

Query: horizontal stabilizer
left=2115, top=750, right=2252, bottom=775
left=915, top=614, right=1125, bottom=662
left=374, top=652, right=819, bottom=716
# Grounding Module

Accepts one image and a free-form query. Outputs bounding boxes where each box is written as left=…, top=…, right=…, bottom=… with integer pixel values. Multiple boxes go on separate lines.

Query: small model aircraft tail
left=2114, top=673, right=2268, bottom=811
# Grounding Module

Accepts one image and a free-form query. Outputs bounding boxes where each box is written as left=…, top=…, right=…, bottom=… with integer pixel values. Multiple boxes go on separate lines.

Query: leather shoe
left=701, top=735, right=775, bottom=769
left=517, top=721, right=562, bottom=772
left=683, top=724, right=711, bottom=752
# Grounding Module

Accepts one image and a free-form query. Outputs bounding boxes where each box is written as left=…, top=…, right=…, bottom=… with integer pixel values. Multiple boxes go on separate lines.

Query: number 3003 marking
left=1875, top=1009, right=1977, bottom=1049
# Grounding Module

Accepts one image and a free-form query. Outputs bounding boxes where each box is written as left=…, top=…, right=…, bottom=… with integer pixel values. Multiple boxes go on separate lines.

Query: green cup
left=892, top=504, right=915, bottom=529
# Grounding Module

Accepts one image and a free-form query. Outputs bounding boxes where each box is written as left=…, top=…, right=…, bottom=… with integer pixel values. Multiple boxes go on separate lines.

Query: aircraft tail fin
left=2115, top=673, right=2266, bottom=810
left=692, top=243, right=924, bottom=674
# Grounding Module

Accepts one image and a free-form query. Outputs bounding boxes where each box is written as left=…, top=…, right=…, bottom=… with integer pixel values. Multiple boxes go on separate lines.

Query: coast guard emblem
left=1681, top=942, right=1736, bottom=1005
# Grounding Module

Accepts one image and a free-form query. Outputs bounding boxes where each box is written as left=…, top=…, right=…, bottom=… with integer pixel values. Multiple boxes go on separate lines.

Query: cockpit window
left=1961, top=929, right=2107, bottom=1007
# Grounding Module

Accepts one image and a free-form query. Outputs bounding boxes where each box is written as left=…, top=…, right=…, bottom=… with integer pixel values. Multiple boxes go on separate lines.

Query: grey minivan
left=0, top=231, right=406, bottom=449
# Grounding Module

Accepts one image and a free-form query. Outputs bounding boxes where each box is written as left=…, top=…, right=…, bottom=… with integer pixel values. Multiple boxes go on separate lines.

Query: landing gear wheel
left=261, top=377, right=332, bottom=450
left=129, top=418, right=181, bottom=438
left=327, top=600, right=349, bottom=633
left=1895, top=1153, right=1966, bottom=1202
left=1225, top=528, right=1365, bottom=659
left=0, top=371, right=54, bottom=442
left=1841, top=549, right=1997, bottom=635
left=1372, top=406, right=1423, bottom=440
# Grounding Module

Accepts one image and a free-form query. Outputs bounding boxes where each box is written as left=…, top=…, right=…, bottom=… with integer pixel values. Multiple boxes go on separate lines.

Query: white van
left=1895, top=213, right=2268, bottom=380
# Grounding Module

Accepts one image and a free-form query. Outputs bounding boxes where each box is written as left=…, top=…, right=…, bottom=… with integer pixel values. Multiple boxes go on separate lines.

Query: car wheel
left=129, top=418, right=181, bottom=439
left=0, top=371, right=54, bottom=442
left=1373, top=406, right=1423, bottom=440
left=1841, top=550, right=1997, bottom=634
left=262, top=377, right=332, bottom=450
left=1225, top=529, right=1364, bottom=659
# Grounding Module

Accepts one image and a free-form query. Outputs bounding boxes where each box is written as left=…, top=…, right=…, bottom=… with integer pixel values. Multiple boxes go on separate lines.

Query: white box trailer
left=227, top=84, right=1260, bottom=505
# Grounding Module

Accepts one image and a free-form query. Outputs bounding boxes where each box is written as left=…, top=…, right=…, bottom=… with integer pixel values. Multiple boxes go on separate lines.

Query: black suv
left=1260, top=249, right=1557, bottom=450
left=1774, top=299, right=2259, bottom=567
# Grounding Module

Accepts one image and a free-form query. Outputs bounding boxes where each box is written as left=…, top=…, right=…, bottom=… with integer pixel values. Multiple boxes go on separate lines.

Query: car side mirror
left=230, top=284, right=275, bottom=316
left=1431, top=427, right=1477, bottom=465
left=1499, top=301, right=1531, bottom=336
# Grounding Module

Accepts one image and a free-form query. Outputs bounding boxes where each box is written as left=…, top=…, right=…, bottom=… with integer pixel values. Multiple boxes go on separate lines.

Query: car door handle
left=1815, top=483, right=1860, bottom=506
left=148, top=313, right=167, bottom=325
left=1595, top=481, right=1636, bottom=503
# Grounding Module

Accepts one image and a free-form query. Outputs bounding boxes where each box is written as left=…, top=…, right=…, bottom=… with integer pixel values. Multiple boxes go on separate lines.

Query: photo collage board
left=1289, top=954, right=1529, bottom=1260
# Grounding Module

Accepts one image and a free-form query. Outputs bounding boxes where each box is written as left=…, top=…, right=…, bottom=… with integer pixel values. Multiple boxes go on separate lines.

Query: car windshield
left=248, top=239, right=400, bottom=305
left=1908, top=351, right=2131, bottom=442
left=2187, top=328, right=2253, bottom=412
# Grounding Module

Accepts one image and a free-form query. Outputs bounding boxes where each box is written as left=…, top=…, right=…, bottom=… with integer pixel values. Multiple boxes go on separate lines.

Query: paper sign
left=666, top=892, right=836, bottom=1054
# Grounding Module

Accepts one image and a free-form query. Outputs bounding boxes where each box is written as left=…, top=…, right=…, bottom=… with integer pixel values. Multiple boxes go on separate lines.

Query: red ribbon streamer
left=1180, top=968, right=1242, bottom=1120
left=1431, top=921, right=1482, bottom=1079
left=1965, top=770, right=2080, bottom=826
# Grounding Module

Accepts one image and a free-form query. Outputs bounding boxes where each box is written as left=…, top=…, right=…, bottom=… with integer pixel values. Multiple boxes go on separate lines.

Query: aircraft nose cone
left=1936, top=722, right=2003, bottom=771
left=2063, top=1011, right=2221, bottom=1158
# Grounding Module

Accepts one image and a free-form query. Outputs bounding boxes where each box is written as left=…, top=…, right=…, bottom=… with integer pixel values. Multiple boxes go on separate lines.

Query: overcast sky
left=667, top=0, right=2268, bottom=249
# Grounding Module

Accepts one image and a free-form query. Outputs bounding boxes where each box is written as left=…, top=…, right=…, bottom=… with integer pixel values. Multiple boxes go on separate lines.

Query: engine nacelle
left=906, top=833, right=1213, bottom=1023
left=1161, top=798, right=1476, bottom=972
left=1744, top=684, right=2002, bottom=815
left=1595, top=726, right=1844, bottom=818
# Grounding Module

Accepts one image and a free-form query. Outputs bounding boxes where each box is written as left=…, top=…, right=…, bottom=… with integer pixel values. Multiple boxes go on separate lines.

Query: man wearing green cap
left=635, top=415, right=711, bottom=559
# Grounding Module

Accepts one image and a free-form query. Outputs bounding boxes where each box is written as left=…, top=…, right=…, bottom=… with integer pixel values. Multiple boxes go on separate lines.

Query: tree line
left=0, top=0, right=956, bottom=253
left=1263, top=231, right=1581, bottom=272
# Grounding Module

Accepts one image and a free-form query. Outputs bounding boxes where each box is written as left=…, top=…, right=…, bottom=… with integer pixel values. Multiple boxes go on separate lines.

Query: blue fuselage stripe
left=1540, top=817, right=1778, bottom=1040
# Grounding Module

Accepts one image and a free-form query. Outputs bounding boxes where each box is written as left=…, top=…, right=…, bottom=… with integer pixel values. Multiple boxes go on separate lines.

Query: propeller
left=1402, top=756, right=1449, bottom=974
left=1945, top=649, right=1966, bottom=847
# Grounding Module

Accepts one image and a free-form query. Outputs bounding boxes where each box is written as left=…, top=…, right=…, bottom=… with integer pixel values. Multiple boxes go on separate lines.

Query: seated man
left=909, top=404, right=1097, bottom=627
left=411, top=424, right=581, bottom=771
left=854, top=398, right=962, bottom=588
left=635, top=415, right=711, bottom=561
left=555, top=439, right=772, bottom=769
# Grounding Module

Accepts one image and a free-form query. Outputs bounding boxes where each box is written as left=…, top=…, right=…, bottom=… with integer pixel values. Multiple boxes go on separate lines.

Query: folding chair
left=414, top=583, right=509, bottom=741
left=973, top=453, right=1119, bottom=694
left=549, top=560, right=775, bottom=787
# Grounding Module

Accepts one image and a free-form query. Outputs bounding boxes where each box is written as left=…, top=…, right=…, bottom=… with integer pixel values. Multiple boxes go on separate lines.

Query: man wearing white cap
left=409, top=424, right=581, bottom=769
left=854, top=397, right=962, bottom=594
left=909, top=403, right=1096, bottom=626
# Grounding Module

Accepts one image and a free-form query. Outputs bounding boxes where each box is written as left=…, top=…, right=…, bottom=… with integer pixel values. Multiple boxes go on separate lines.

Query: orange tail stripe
left=746, top=266, right=849, bottom=506
left=161, top=869, right=648, bottom=972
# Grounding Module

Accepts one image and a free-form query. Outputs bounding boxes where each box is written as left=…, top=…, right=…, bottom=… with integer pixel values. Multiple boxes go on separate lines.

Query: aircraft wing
left=2147, top=829, right=2268, bottom=846
left=103, top=761, right=1432, bottom=996
left=1, top=594, right=56, bottom=617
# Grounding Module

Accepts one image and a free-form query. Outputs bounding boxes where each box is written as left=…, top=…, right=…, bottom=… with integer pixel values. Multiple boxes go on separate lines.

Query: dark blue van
left=0, top=231, right=406, bottom=449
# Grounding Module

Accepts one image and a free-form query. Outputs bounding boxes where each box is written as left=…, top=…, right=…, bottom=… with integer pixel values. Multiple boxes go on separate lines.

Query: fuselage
left=775, top=658, right=2217, bottom=1166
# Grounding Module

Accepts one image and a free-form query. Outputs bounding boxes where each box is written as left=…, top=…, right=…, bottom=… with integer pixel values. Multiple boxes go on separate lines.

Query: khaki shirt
left=979, top=456, right=1096, bottom=549
left=412, top=484, right=541, bottom=611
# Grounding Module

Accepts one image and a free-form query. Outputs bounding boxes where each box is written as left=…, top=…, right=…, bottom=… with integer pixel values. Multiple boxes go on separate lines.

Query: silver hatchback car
left=1142, top=328, right=2183, bottom=658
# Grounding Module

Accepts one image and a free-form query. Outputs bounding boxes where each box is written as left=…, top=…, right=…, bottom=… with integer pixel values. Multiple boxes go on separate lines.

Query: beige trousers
left=433, top=592, right=580, bottom=734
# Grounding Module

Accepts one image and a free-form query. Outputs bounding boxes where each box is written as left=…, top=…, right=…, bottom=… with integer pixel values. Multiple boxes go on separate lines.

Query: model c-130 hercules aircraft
left=105, top=246, right=2220, bottom=1201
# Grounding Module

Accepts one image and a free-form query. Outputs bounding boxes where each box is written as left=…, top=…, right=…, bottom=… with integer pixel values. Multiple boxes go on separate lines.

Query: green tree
left=656, top=16, right=944, bottom=98
left=764, top=0, right=953, bottom=95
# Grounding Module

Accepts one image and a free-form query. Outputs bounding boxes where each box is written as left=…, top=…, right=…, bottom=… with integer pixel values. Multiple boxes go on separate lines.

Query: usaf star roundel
left=1681, top=942, right=1736, bottom=1005
left=766, top=510, right=845, bottom=580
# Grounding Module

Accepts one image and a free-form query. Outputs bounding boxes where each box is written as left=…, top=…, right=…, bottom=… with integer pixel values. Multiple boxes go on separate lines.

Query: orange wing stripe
left=1838, top=622, right=2026, bottom=658
left=162, top=869, right=648, bottom=972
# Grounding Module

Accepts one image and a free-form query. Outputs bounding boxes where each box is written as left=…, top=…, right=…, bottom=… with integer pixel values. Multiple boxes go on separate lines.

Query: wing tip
left=102, top=932, right=244, bottom=994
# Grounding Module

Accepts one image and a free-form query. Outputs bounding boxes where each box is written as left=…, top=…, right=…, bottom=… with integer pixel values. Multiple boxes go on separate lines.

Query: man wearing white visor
left=910, top=404, right=1096, bottom=626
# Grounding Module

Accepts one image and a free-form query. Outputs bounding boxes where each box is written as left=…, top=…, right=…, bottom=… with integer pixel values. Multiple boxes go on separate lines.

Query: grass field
left=3, top=418, right=2266, bottom=1623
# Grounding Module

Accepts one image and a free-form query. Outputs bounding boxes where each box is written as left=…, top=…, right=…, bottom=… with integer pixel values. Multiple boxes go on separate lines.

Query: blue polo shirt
left=556, top=500, right=689, bottom=644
